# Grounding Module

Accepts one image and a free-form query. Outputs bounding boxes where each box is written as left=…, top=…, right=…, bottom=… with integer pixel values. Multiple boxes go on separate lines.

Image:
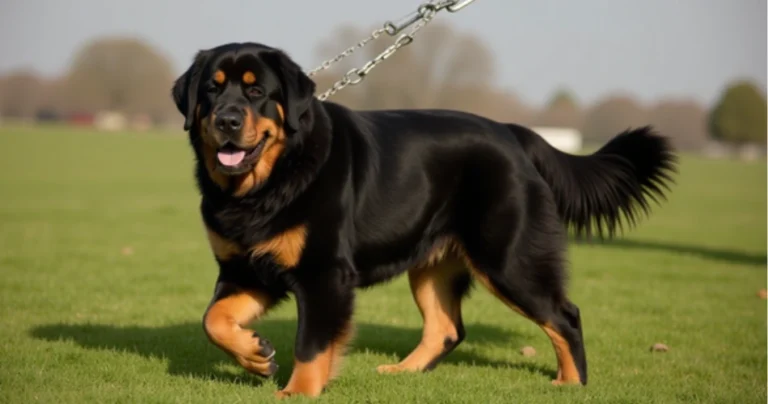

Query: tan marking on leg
left=469, top=269, right=529, bottom=318
left=328, top=322, right=355, bottom=381
left=542, top=323, right=581, bottom=385
left=249, top=225, right=307, bottom=268
left=467, top=257, right=581, bottom=385
left=277, top=352, right=331, bottom=398
left=378, top=240, right=466, bottom=374
left=203, top=286, right=274, bottom=376
left=277, top=323, right=354, bottom=398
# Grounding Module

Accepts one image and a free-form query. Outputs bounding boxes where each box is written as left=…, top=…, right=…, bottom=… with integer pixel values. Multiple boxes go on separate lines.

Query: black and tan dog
left=171, top=42, right=676, bottom=398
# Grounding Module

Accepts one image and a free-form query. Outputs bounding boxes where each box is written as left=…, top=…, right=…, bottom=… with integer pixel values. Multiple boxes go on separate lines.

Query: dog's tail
left=511, top=124, right=677, bottom=238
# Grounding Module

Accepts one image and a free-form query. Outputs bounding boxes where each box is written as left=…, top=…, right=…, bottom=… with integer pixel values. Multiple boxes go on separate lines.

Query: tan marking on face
left=249, top=224, right=307, bottom=268
left=232, top=104, right=287, bottom=196
left=205, top=227, right=241, bottom=261
left=199, top=111, right=215, bottom=145
left=213, top=70, right=226, bottom=84
left=240, top=108, right=279, bottom=147
left=197, top=102, right=287, bottom=197
left=242, top=71, right=256, bottom=85
left=203, top=285, right=275, bottom=376
left=201, top=142, right=230, bottom=190
left=197, top=108, right=230, bottom=190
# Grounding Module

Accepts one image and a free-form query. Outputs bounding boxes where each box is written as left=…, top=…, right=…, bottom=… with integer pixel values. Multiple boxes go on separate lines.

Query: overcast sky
left=1, top=0, right=764, bottom=107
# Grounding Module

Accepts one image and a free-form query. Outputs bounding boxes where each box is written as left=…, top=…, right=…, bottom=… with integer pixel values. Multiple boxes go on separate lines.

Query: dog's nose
left=215, top=111, right=243, bottom=134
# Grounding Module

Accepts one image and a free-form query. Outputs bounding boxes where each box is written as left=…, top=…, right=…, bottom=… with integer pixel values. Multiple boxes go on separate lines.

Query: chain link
left=306, top=28, right=387, bottom=78
left=308, top=0, right=476, bottom=101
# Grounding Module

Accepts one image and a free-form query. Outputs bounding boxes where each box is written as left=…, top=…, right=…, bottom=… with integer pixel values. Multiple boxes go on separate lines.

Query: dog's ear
left=264, top=50, right=316, bottom=134
left=172, top=50, right=212, bottom=131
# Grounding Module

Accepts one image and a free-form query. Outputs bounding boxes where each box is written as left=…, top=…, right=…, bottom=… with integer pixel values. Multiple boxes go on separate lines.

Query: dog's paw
left=551, top=378, right=582, bottom=386
left=234, top=333, right=278, bottom=377
left=274, top=390, right=293, bottom=399
left=275, top=387, right=322, bottom=399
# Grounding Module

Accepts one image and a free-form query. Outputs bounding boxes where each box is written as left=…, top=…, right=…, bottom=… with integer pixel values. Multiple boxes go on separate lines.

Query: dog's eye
left=246, top=86, right=265, bottom=98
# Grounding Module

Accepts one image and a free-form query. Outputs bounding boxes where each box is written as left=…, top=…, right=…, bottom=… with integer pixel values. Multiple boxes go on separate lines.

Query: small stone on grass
left=650, top=343, right=668, bottom=352
left=121, top=246, right=134, bottom=256
left=520, top=346, right=536, bottom=357
left=758, top=289, right=767, bottom=299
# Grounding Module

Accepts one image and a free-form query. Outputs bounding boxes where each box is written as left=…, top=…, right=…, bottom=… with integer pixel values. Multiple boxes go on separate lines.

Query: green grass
left=0, top=124, right=765, bottom=403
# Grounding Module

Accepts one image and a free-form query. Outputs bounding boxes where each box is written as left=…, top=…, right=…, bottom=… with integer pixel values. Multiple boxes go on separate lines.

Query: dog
left=170, top=42, right=676, bottom=398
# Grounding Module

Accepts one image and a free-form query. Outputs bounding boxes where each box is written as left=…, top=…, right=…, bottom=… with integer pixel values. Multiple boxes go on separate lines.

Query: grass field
left=0, top=125, right=765, bottom=403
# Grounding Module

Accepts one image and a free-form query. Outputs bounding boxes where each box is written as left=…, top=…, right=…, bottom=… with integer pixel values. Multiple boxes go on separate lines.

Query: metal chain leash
left=308, top=0, right=477, bottom=101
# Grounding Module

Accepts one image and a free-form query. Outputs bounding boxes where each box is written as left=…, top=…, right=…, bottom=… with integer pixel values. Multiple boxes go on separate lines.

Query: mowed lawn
left=0, top=125, right=765, bottom=403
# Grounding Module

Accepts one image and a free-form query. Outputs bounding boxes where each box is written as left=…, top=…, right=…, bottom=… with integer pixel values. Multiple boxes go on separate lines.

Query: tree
left=709, top=80, right=767, bottom=144
left=533, top=88, right=584, bottom=129
left=309, top=22, right=537, bottom=126
left=581, top=95, right=648, bottom=142
left=311, top=22, right=497, bottom=111
left=647, top=99, right=708, bottom=151
left=62, top=36, right=176, bottom=120
left=0, top=70, right=46, bottom=118
left=472, top=88, right=536, bottom=126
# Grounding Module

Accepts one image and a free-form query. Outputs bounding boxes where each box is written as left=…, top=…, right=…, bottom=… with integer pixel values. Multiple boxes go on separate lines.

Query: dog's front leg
left=277, top=268, right=356, bottom=398
left=203, top=280, right=278, bottom=377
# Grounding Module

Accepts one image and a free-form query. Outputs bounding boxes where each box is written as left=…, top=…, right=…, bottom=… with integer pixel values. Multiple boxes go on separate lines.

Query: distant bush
left=709, top=80, right=767, bottom=145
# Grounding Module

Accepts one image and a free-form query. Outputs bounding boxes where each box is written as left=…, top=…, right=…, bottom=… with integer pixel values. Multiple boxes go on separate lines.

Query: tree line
left=0, top=24, right=764, bottom=150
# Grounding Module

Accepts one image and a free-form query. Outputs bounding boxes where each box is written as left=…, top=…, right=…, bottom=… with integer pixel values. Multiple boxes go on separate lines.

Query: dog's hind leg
left=456, top=175, right=586, bottom=384
left=377, top=255, right=471, bottom=374
left=473, top=266, right=587, bottom=385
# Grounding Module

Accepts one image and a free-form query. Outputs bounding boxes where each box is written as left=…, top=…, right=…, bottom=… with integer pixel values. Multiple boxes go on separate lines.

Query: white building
left=531, top=127, right=583, bottom=154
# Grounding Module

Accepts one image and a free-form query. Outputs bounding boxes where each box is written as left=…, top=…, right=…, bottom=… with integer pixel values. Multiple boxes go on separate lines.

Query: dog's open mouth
left=216, top=136, right=269, bottom=172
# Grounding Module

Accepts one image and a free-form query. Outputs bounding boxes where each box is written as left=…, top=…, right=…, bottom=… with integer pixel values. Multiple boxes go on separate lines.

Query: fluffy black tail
left=511, top=124, right=677, bottom=239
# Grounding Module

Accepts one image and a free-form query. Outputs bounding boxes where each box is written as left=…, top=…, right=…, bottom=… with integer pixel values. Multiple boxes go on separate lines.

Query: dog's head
left=172, top=42, right=316, bottom=193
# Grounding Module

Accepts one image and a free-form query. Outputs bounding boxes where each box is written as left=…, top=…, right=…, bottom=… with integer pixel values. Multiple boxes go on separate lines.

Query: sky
left=0, top=0, right=765, bottom=107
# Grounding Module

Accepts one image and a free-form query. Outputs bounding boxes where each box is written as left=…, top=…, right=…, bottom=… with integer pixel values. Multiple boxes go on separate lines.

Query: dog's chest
left=204, top=210, right=308, bottom=271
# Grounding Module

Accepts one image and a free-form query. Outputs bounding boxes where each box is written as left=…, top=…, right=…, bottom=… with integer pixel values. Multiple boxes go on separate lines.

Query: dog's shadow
left=29, top=319, right=554, bottom=386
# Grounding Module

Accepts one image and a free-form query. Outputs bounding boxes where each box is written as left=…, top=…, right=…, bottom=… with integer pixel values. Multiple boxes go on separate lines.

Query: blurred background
left=0, top=3, right=765, bottom=402
left=0, top=0, right=765, bottom=156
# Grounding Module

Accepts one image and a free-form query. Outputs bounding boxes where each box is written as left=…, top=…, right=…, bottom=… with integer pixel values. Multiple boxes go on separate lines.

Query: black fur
left=514, top=124, right=676, bottom=238
left=171, top=42, right=677, bottom=394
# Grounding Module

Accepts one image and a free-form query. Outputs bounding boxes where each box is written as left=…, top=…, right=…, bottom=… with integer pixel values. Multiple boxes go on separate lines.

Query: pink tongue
left=217, top=150, right=246, bottom=167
